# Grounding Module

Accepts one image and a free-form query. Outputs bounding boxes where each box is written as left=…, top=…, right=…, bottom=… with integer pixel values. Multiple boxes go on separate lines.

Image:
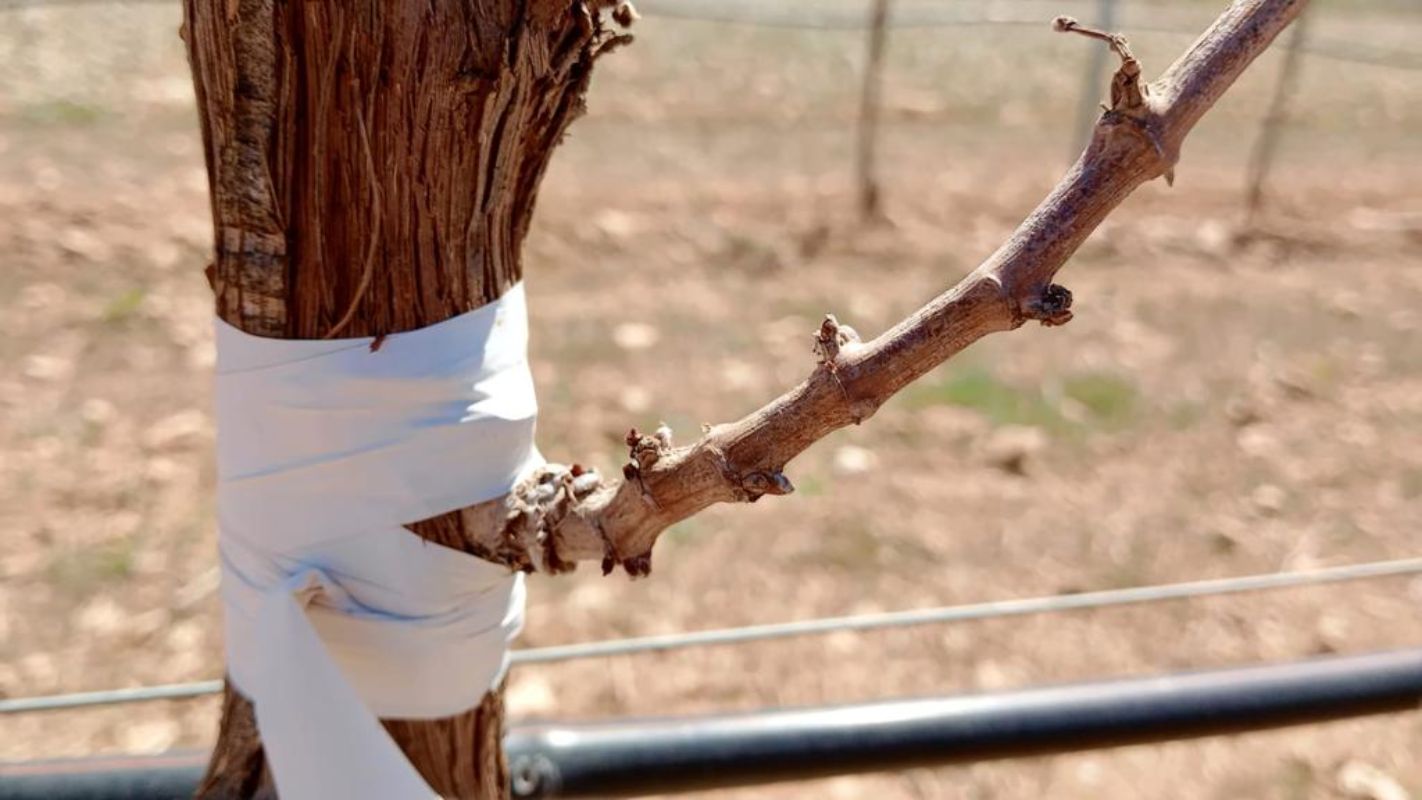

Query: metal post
left=855, top=0, right=892, bottom=221
left=1243, top=7, right=1311, bottom=225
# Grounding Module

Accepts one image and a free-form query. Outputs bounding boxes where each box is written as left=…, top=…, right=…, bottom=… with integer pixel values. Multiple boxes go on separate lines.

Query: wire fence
left=0, top=0, right=1418, bottom=741
left=3, top=0, right=1416, bottom=219
left=639, top=0, right=1422, bottom=71
left=4, top=555, right=1421, bottom=715
left=0, top=0, right=1418, bottom=71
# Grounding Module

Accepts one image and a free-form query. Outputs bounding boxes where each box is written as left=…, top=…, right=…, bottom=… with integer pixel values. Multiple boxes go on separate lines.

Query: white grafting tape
left=215, top=283, right=543, bottom=799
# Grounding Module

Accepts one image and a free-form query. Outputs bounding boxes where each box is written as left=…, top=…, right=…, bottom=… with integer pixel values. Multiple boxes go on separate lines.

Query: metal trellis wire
left=0, top=0, right=1419, bottom=71
left=3, top=556, right=1421, bottom=715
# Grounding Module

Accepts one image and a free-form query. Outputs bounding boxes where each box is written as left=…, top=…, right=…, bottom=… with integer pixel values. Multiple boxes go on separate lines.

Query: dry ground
left=1, top=2, right=1421, bottom=798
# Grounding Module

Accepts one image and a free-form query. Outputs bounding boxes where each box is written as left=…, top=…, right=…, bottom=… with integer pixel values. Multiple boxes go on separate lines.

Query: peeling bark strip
left=183, top=1, right=630, bottom=797
left=541, top=0, right=1309, bottom=569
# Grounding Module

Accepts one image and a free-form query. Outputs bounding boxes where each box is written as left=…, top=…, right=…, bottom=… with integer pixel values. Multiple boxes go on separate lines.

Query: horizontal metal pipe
left=506, top=647, right=1422, bottom=797
left=3, top=648, right=1420, bottom=799
left=0, top=752, right=205, bottom=800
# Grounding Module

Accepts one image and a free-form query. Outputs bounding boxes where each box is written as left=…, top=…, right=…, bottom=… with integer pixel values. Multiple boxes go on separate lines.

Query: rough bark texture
left=182, top=1, right=628, bottom=796
left=185, top=0, right=628, bottom=340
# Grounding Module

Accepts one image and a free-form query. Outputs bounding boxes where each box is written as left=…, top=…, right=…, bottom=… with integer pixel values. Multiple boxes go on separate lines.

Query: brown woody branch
left=527, top=0, right=1307, bottom=572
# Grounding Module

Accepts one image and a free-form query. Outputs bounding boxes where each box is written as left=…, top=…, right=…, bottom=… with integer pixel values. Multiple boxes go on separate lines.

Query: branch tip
left=1054, top=15, right=1146, bottom=113
left=1053, top=16, right=1134, bottom=65
left=1056, top=14, right=1179, bottom=183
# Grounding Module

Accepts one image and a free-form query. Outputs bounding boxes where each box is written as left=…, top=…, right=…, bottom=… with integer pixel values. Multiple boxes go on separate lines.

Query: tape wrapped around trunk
left=214, top=284, right=542, bottom=799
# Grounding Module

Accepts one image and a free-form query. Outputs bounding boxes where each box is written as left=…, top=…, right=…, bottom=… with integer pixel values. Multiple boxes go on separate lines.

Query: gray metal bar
left=1243, top=5, right=1311, bottom=222
left=3, top=648, right=1421, bottom=798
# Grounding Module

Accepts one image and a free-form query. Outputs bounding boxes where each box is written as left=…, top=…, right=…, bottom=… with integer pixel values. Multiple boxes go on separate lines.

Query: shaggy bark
left=182, top=1, right=628, bottom=796
left=183, top=0, right=1303, bottom=795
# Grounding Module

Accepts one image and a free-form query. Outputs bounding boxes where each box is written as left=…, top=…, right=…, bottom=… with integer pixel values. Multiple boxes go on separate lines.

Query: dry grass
left=2, top=3, right=1421, bottom=798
